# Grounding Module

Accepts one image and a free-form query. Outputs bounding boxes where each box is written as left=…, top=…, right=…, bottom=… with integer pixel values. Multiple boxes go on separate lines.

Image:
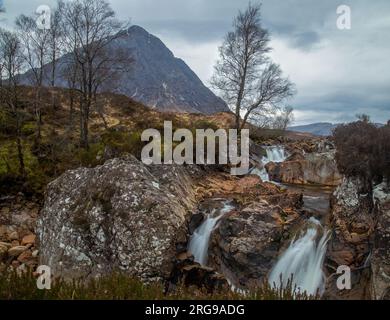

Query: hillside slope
left=20, top=25, right=229, bottom=114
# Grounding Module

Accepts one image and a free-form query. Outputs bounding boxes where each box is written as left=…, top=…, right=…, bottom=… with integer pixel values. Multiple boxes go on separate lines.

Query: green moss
left=21, top=122, right=36, bottom=136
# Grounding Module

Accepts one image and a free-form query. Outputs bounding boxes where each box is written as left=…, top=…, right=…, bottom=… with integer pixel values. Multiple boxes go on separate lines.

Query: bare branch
left=211, top=3, right=295, bottom=130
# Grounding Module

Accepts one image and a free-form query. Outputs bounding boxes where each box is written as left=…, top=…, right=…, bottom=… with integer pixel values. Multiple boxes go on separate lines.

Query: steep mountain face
left=109, top=26, right=228, bottom=114
left=20, top=25, right=229, bottom=114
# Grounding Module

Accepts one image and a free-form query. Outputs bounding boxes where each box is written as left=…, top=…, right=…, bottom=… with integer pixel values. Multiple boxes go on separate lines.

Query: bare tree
left=48, top=5, right=63, bottom=109
left=272, top=106, right=294, bottom=131
left=58, top=0, right=129, bottom=148
left=356, top=113, right=370, bottom=123
left=16, top=14, right=50, bottom=140
left=0, top=29, right=25, bottom=176
left=211, top=3, right=295, bottom=130
left=62, top=59, right=80, bottom=128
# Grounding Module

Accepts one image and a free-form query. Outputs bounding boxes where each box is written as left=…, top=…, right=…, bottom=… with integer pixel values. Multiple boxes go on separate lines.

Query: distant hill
left=288, top=123, right=338, bottom=136
left=20, top=25, right=229, bottom=114
left=289, top=121, right=385, bottom=136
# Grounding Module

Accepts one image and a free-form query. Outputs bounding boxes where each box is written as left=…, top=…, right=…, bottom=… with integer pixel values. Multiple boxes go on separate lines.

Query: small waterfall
left=252, top=145, right=287, bottom=182
left=268, top=218, right=330, bottom=296
left=188, top=200, right=235, bottom=266
left=264, top=146, right=287, bottom=163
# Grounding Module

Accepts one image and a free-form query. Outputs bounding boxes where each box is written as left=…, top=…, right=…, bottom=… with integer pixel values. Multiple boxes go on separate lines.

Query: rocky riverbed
left=0, top=138, right=389, bottom=299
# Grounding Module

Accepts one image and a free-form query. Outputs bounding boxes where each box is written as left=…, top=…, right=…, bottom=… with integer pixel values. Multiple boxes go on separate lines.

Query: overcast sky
left=1, top=0, right=389, bottom=125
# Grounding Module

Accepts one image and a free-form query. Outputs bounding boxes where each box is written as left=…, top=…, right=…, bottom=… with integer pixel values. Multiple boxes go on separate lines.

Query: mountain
left=288, top=123, right=338, bottom=136
left=20, top=25, right=229, bottom=114
left=289, top=121, right=385, bottom=136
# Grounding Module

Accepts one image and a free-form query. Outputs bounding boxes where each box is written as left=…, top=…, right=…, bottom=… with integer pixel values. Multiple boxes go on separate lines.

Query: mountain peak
left=127, top=25, right=150, bottom=36
left=20, top=25, right=228, bottom=114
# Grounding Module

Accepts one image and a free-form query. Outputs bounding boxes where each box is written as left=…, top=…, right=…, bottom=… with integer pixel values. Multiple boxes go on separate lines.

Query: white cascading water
left=268, top=218, right=330, bottom=296
left=251, top=146, right=287, bottom=182
left=188, top=201, right=235, bottom=266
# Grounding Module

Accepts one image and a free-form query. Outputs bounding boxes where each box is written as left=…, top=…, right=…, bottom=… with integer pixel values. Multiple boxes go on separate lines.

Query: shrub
left=101, top=129, right=144, bottom=159
left=333, top=119, right=390, bottom=186
left=0, top=108, right=17, bottom=135
left=193, top=119, right=219, bottom=131
left=378, top=123, right=390, bottom=182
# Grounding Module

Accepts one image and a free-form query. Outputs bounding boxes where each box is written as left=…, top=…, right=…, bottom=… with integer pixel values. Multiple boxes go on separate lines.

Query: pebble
left=21, top=234, right=36, bottom=245
left=8, top=245, right=28, bottom=257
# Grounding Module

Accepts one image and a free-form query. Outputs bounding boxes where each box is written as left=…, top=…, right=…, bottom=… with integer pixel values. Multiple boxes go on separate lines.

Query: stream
left=187, top=145, right=334, bottom=296
left=188, top=199, right=235, bottom=265
left=268, top=217, right=330, bottom=296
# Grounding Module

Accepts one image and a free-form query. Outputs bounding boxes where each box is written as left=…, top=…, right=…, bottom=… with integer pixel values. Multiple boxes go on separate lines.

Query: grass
left=0, top=269, right=314, bottom=300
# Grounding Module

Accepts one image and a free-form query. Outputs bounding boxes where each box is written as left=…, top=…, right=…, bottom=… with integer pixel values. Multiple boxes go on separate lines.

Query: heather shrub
left=333, top=119, right=390, bottom=186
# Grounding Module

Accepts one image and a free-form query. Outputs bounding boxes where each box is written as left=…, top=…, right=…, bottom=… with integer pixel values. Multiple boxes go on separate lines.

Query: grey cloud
left=1, top=0, right=390, bottom=125
left=134, top=19, right=230, bottom=43
left=290, top=31, right=321, bottom=50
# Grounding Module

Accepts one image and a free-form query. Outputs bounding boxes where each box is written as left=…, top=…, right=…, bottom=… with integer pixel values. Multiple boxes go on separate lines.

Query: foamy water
left=268, top=218, right=330, bottom=296
left=188, top=201, right=235, bottom=266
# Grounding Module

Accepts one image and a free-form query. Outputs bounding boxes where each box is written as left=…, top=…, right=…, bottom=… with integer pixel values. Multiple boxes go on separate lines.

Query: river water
left=260, top=146, right=334, bottom=296
left=188, top=145, right=334, bottom=296
left=187, top=199, right=235, bottom=266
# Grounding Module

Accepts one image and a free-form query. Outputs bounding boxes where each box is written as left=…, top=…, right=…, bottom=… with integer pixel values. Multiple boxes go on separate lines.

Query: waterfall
left=251, top=145, right=287, bottom=182
left=264, top=146, right=287, bottom=163
left=188, top=200, right=234, bottom=266
left=268, top=218, right=330, bottom=296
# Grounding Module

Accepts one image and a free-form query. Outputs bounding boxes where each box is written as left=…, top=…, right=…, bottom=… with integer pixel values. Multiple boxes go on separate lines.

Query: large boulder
left=266, top=151, right=342, bottom=186
left=209, top=199, right=303, bottom=289
left=371, top=182, right=390, bottom=300
left=37, top=155, right=199, bottom=281
left=325, top=177, right=375, bottom=299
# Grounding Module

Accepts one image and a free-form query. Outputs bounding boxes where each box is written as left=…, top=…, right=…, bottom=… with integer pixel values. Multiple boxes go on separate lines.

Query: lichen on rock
left=37, top=155, right=199, bottom=281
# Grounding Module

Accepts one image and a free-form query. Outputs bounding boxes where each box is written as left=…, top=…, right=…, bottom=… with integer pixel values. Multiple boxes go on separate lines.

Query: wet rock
left=188, top=212, right=204, bottom=234
left=37, top=155, right=199, bottom=282
left=286, top=150, right=305, bottom=162
left=179, top=264, right=228, bottom=293
left=169, top=251, right=228, bottom=293
left=371, top=182, right=390, bottom=300
left=266, top=151, right=342, bottom=186
left=209, top=202, right=294, bottom=288
left=325, top=177, right=375, bottom=299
